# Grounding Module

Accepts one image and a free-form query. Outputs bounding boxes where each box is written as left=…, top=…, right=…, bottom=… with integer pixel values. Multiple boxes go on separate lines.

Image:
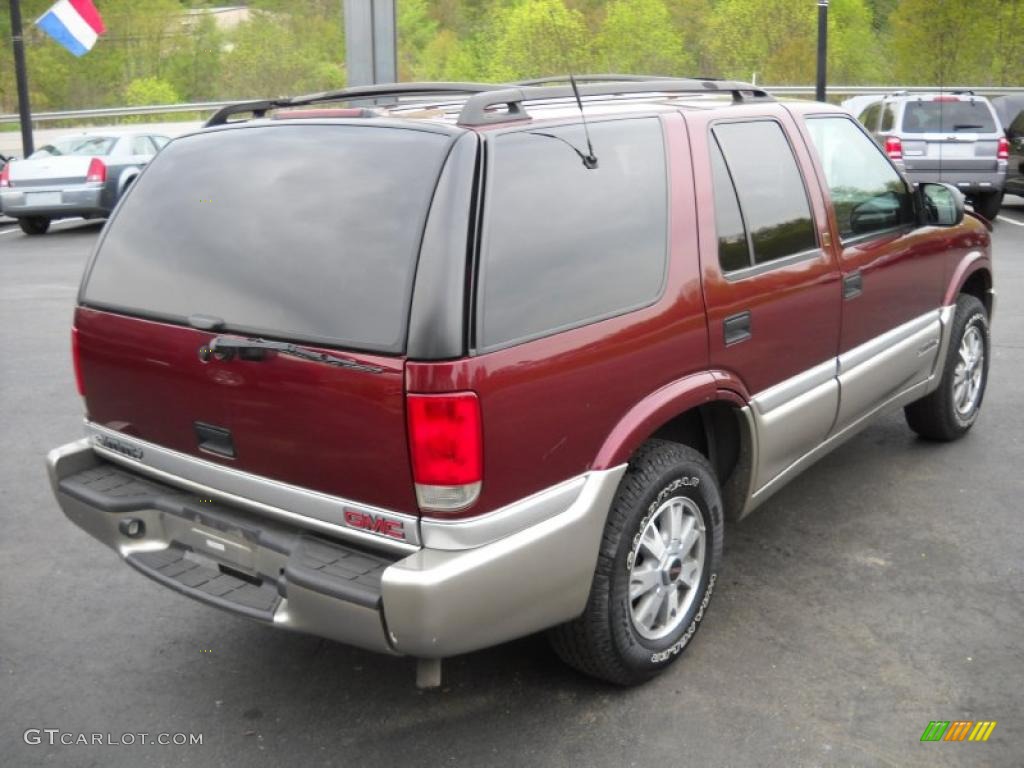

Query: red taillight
left=998, top=136, right=1010, bottom=160
left=71, top=327, right=85, bottom=396
left=932, top=95, right=959, bottom=102
left=85, top=158, right=106, bottom=184
left=885, top=136, right=903, bottom=160
left=0, top=163, right=10, bottom=187
left=407, top=392, right=482, bottom=513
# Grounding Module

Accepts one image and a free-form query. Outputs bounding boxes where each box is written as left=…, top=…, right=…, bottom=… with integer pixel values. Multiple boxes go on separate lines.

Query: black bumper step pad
left=128, top=547, right=281, bottom=620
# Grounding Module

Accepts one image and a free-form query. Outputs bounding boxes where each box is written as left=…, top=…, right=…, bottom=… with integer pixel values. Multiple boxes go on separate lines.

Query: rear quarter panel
left=406, top=112, right=709, bottom=516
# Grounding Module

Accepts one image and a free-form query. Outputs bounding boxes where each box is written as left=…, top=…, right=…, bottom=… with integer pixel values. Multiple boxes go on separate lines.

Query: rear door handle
left=723, top=311, right=751, bottom=346
left=843, top=270, right=863, bottom=300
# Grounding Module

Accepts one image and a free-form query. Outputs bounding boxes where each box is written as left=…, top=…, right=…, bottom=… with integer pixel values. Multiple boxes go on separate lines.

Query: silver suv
left=856, top=92, right=1008, bottom=220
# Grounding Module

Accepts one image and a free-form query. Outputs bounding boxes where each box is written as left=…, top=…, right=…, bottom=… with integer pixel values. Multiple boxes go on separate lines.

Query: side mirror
left=920, top=182, right=964, bottom=227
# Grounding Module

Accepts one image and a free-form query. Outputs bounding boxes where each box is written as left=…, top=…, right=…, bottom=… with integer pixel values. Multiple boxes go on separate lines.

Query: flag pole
left=8, top=0, right=35, bottom=157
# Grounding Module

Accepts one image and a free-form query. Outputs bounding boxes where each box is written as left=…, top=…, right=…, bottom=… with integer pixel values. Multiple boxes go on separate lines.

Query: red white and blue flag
left=36, top=0, right=106, bottom=57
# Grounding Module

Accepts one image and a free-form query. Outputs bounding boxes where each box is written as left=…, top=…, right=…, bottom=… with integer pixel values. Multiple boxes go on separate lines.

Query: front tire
left=18, top=216, right=50, bottom=235
left=549, top=440, right=724, bottom=685
left=973, top=191, right=1003, bottom=221
left=904, top=294, right=989, bottom=441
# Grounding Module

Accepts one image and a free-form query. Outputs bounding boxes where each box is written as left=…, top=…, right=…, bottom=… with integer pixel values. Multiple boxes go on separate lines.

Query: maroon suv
left=47, top=78, right=994, bottom=687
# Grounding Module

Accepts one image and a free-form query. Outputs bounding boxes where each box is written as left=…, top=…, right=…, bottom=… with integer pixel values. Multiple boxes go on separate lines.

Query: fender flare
left=116, top=167, right=142, bottom=197
left=592, top=372, right=751, bottom=470
left=943, top=250, right=992, bottom=308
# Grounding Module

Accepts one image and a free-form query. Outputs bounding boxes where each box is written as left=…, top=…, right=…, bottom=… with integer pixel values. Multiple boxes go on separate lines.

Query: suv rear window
left=477, top=118, right=668, bottom=351
left=901, top=101, right=997, bottom=133
left=81, top=125, right=452, bottom=353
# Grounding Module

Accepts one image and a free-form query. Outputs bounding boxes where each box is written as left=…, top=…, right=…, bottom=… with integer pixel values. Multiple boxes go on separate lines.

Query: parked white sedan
left=0, top=132, right=169, bottom=235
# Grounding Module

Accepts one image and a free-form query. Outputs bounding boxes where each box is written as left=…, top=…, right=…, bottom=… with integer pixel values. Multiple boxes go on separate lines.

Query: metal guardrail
left=3, top=85, right=1024, bottom=124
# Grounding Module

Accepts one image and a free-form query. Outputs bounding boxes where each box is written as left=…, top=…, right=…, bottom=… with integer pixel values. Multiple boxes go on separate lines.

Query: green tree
left=398, top=0, right=440, bottom=80
left=889, top=0, right=993, bottom=85
left=217, top=8, right=344, bottom=99
left=707, top=0, right=882, bottom=84
left=595, top=0, right=692, bottom=76
left=488, top=0, right=590, bottom=81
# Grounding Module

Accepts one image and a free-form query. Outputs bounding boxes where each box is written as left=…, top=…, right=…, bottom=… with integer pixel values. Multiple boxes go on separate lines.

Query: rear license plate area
left=26, top=191, right=62, bottom=206
left=180, top=525, right=255, bottom=572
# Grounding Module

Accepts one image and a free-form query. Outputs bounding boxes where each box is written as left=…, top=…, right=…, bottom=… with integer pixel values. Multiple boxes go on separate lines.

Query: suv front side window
left=806, top=116, right=915, bottom=242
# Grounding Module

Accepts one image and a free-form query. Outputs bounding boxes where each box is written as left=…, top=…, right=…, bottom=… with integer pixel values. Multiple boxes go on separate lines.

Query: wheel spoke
left=629, top=565, right=661, bottom=601
left=634, top=591, right=660, bottom=628
left=667, top=503, right=683, bottom=542
left=640, top=525, right=667, bottom=561
left=678, top=516, right=700, bottom=556
left=679, top=559, right=700, bottom=588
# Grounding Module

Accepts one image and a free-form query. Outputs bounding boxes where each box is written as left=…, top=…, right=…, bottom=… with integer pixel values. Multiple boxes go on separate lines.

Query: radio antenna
left=568, top=73, right=598, bottom=169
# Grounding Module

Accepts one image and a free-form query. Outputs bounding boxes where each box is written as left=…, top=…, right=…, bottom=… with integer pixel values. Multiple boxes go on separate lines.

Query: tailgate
left=76, top=307, right=416, bottom=514
left=75, top=122, right=457, bottom=518
left=902, top=135, right=999, bottom=173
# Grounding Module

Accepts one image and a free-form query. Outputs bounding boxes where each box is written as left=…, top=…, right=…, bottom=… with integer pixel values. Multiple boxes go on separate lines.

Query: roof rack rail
left=457, top=78, right=773, bottom=127
left=204, top=82, right=500, bottom=127
left=514, top=74, right=681, bottom=86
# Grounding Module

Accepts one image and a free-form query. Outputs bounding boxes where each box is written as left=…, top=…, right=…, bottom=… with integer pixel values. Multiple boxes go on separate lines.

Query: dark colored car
left=46, top=78, right=994, bottom=687
left=990, top=94, right=1024, bottom=197
left=0, top=132, right=169, bottom=234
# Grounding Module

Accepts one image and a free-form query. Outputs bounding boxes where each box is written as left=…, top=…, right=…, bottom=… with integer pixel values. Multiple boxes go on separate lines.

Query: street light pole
left=815, top=0, right=828, bottom=102
left=8, top=0, right=34, bottom=157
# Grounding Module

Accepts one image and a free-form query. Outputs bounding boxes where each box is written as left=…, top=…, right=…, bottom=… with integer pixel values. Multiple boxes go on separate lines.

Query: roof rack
left=456, top=78, right=773, bottom=127
left=204, top=77, right=774, bottom=129
left=513, top=74, right=682, bottom=86
left=204, top=82, right=501, bottom=127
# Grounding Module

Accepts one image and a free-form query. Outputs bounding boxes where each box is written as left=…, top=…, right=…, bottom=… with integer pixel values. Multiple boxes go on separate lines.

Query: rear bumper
left=47, top=439, right=624, bottom=658
left=0, top=184, right=108, bottom=218
left=900, top=166, right=1007, bottom=195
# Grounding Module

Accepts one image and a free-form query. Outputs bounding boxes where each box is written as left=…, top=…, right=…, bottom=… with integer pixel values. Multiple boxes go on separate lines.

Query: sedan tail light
left=85, top=158, right=106, bottom=184
left=71, top=327, right=85, bottom=396
left=407, top=392, right=482, bottom=514
left=998, top=137, right=1010, bottom=160
left=0, top=163, right=10, bottom=187
left=885, top=136, right=903, bottom=160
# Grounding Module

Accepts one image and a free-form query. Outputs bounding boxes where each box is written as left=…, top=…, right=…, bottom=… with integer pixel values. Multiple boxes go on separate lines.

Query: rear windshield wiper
left=951, top=124, right=985, bottom=131
left=199, top=335, right=384, bottom=373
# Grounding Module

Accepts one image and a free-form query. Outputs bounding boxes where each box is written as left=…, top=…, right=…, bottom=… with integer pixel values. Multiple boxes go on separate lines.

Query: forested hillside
left=1, top=0, right=1022, bottom=113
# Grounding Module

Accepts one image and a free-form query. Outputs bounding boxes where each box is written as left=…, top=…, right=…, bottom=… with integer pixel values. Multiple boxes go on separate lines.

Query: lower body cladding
left=46, top=439, right=625, bottom=665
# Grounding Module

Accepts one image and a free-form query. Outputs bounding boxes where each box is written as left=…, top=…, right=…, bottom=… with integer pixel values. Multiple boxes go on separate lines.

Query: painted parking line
left=0, top=227, right=19, bottom=236
left=997, top=215, right=1024, bottom=227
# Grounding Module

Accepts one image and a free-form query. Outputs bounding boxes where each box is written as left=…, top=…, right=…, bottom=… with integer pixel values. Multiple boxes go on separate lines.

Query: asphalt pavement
left=2, top=202, right=1023, bottom=767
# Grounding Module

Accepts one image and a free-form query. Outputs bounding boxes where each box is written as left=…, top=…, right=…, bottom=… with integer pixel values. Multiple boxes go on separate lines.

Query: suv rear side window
left=902, top=100, right=997, bottom=133
left=806, top=117, right=915, bottom=242
left=477, top=118, right=668, bottom=351
left=82, top=125, right=452, bottom=353
left=711, top=121, right=817, bottom=269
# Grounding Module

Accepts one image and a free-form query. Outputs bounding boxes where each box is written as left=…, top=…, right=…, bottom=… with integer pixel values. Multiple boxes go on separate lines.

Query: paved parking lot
left=2, top=202, right=1023, bottom=767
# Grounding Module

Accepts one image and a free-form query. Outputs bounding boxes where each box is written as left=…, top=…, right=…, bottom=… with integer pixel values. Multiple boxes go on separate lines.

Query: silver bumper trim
left=382, top=465, right=626, bottom=657
left=84, top=422, right=420, bottom=554
left=49, top=438, right=627, bottom=659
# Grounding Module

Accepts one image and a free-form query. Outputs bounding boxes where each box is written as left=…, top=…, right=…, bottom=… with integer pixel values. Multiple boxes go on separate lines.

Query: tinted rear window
left=31, top=136, right=116, bottom=158
left=82, top=125, right=452, bottom=353
left=901, top=101, right=997, bottom=133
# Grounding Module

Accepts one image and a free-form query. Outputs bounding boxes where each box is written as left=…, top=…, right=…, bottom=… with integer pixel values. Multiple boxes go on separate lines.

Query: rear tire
left=904, top=294, right=989, bottom=441
left=973, top=191, right=1003, bottom=221
left=18, top=216, right=50, bottom=235
left=548, top=440, right=724, bottom=685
